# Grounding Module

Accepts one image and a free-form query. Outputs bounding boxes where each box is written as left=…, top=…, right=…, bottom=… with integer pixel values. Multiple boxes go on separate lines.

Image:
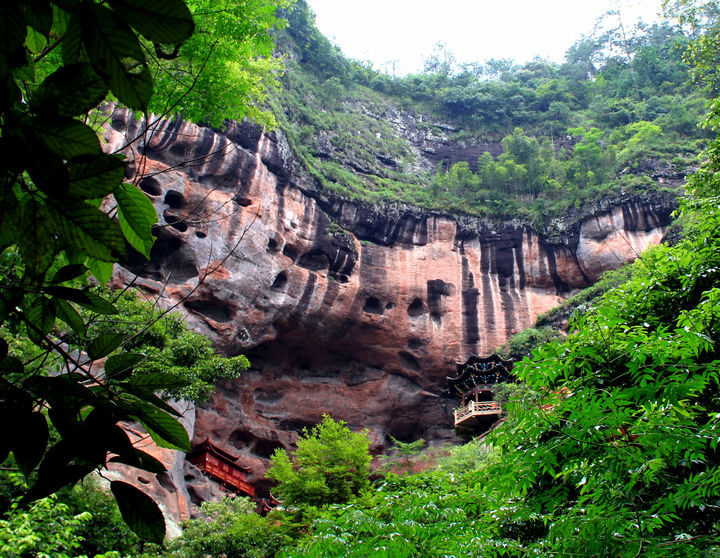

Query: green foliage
left=377, top=436, right=427, bottom=476
left=435, top=438, right=491, bottom=475
left=279, top=470, right=520, bottom=558
left=61, top=477, right=142, bottom=556
left=267, top=415, right=372, bottom=508
left=498, top=326, right=564, bottom=360
left=150, top=0, right=289, bottom=128
left=0, top=0, right=280, bottom=545
left=272, top=8, right=720, bottom=557
left=88, top=290, right=250, bottom=402
left=166, top=496, right=292, bottom=558
left=535, top=264, right=635, bottom=327
left=275, top=6, right=710, bottom=225
left=0, top=493, right=92, bottom=558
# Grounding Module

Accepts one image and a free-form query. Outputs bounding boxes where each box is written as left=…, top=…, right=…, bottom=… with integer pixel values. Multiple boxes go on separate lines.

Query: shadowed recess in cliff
left=123, top=227, right=198, bottom=284
left=427, top=279, right=454, bottom=326
left=183, top=293, right=238, bottom=323
left=461, top=254, right=480, bottom=350
left=542, top=244, right=571, bottom=294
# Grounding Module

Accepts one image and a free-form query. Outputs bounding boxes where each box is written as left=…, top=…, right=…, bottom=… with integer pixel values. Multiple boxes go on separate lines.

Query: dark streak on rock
left=461, top=254, right=480, bottom=348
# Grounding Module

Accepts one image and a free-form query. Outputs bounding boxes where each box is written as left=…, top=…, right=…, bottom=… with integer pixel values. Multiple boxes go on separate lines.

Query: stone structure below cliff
left=106, top=110, right=676, bottom=505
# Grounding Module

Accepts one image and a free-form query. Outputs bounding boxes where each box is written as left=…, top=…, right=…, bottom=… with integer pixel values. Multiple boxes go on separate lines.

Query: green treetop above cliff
left=271, top=0, right=712, bottom=226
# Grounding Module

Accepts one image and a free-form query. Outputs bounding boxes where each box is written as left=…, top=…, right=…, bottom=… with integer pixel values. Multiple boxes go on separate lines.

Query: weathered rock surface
left=106, top=109, right=676, bottom=502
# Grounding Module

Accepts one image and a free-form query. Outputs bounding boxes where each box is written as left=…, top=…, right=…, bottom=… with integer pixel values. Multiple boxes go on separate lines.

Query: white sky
left=306, top=0, right=667, bottom=75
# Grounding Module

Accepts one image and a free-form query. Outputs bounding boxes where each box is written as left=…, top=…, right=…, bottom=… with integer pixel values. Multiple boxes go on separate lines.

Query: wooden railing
left=454, top=400, right=502, bottom=425
left=203, top=462, right=255, bottom=496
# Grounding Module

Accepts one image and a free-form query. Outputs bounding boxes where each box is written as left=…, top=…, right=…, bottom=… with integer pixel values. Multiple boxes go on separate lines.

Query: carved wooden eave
left=186, top=437, right=255, bottom=497
left=447, top=354, right=514, bottom=399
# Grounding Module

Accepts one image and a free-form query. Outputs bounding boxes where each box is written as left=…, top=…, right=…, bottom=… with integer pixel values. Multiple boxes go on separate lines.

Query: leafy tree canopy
left=267, top=415, right=372, bottom=508
left=0, top=0, right=287, bottom=544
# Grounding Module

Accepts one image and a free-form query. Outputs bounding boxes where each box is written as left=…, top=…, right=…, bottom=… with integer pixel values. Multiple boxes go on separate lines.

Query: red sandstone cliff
left=105, top=109, right=676, bottom=510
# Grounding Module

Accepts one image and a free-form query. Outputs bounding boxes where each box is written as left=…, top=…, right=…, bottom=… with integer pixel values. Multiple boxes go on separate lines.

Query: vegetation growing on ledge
left=273, top=0, right=711, bottom=226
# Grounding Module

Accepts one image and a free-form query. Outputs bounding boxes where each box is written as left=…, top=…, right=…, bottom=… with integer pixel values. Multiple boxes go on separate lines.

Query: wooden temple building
left=187, top=438, right=255, bottom=498
left=447, top=354, right=513, bottom=437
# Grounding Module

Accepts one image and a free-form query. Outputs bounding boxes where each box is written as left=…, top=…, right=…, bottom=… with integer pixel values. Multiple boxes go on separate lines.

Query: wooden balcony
left=454, top=400, right=502, bottom=428
left=202, top=462, right=255, bottom=497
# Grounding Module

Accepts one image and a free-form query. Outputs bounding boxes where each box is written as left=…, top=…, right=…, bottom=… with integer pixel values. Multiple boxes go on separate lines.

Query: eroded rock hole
left=268, top=238, right=279, bottom=252
left=164, top=189, right=185, bottom=209
left=195, top=231, right=206, bottom=239
left=111, top=117, right=126, bottom=132
left=385, top=302, right=395, bottom=310
left=282, top=244, right=300, bottom=262
left=255, top=439, right=283, bottom=459
left=139, top=177, right=161, bottom=196
left=163, top=211, right=187, bottom=232
left=272, top=271, right=288, bottom=289
left=430, top=312, right=442, bottom=326
left=254, top=389, right=283, bottom=403
left=229, top=429, right=254, bottom=449
left=183, top=298, right=235, bottom=323
left=362, top=296, right=383, bottom=315
left=298, top=250, right=330, bottom=272
left=234, top=196, right=252, bottom=207
left=407, top=298, right=426, bottom=318
left=399, top=351, right=421, bottom=371
left=170, top=144, right=188, bottom=158
left=407, top=338, right=424, bottom=350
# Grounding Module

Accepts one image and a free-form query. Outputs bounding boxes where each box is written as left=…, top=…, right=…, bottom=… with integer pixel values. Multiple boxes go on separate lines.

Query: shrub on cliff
left=267, top=415, right=372, bottom=508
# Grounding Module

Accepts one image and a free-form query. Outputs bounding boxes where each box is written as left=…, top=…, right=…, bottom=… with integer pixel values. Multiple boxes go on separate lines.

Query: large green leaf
left=49, top=200, right=126, bottom=262
left=123, top=385, right=182, bottom=417
left=0, top=187, right=21, bottom=249
left=127, top=372, right=191, bottom=391
left=87, top=258, right=114, bottom=286
left=46, top=286, right=118, bottom=314
left=25, top=296, right=56, bottom=345
left=26, top=147, right=71, bottom=199
left=29, top=115, right=102, bottom=158
left=111, top=481, right=166, bottom=543
left=55, top=299, right=86, bottom=337
left=50, top=263, right=88, bottom=284
left=109, top=448, right=167, bottom=474
left=115, top=182, right=157, bottom=258
left=25, top=26, right=47, bottom=54
left=105, top=353, right=145, bottom=377
left=81, top=5, right=152, bottom=111
left=19, top=198, right=55, bottom=276
left=32, top=63, right=108, bottom=116
left=61, top=10, right=83, bottom=64
left=87, top=332, right=124, bottom=360
left=108, top=0, right=194, bottom=45
left=68, top=154, right=126, bottom=199
left=24, top=442, right=96, bottom=504
left=12, top=411, right=49, bottom=477
left=119, top=394, right=189, bottom=451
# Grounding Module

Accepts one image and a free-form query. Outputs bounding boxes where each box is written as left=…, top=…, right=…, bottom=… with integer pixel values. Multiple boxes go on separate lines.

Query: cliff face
left=106, top=109, right=675, bottom=502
